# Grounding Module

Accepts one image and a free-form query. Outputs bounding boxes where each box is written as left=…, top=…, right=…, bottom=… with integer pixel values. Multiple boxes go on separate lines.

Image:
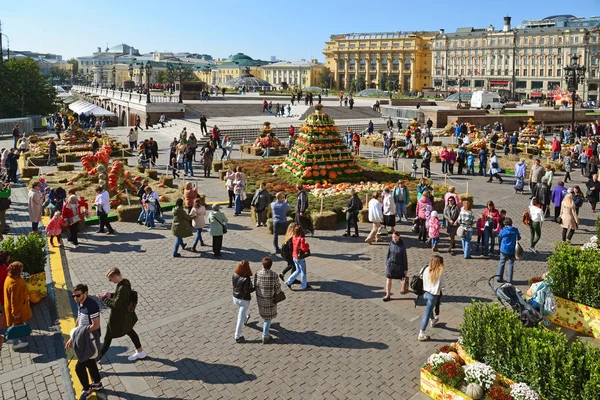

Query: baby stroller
left=488, top=276, right=544, bottom=327
left=514, top=176, right=525, bottom=194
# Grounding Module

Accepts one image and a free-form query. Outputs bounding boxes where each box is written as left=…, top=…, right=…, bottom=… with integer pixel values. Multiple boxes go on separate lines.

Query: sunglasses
left=72, top=293, right=83, bottom=298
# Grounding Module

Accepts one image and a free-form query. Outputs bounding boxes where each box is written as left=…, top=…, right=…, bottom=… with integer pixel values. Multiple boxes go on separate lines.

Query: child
left=428, top=211, right=441, bottom=252
left=411, top=159, right=418, bottom=178
left=467, top=152, right=475, bottom=175
left=171, top=157, right=180, bottom=179
left=176, top=152, right=184, bottom=172
left=476, top=214, right=485, bottom=251
left=46, top=211, right=67, bottom=247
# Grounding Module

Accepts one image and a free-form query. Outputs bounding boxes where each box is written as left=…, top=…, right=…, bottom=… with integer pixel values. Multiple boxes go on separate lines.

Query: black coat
left=385, top=239, right=408, bottom=279
left=232, top=273, right=253, bottom=301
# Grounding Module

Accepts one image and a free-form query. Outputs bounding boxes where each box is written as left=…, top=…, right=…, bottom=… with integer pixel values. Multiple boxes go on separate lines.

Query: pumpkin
left=328, top=171, right=337, bottom=179
left=448, top=351, right=463, bottom=365
left=159, top=195, right=167, bottom=202
left=319, top=169, right=326, bottom=176
left=29, top=291, right=43, bottom=304
left=157, top=183, right=165, bottom=188
left=465, top=383, right=483, bottom=399
left=302, top=170, right=311, bottom=178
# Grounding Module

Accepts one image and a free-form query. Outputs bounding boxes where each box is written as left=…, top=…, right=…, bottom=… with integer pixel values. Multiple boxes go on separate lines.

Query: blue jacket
left=271, top=200, right=291, bottom=224
left=510, top=135, right=518, bottom=145
left=478, top=149, right=488, bottom=163
left=551, top=185, right=566, bottom=206
left=467, top=155, right=475, bottom=166
left=498, top=226, right=521, bottom=255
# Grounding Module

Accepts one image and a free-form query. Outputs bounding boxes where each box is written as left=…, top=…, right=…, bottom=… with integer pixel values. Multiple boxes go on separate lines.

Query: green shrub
left=461, top=302, right=600, bottom=400
left=0, top=234, right=47, bottom=274
left=596, top=215, right=600, bottom=239
left=547, top=243, right=600, bottom=308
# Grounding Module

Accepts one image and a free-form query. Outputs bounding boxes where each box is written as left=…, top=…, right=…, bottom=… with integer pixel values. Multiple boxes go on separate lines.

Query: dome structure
left=223, top=68, right=273, bottom=89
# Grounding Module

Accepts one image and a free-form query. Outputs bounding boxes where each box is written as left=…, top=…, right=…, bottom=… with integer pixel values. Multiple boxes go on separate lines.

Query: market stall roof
left=68, top=100, right=115, bottom=117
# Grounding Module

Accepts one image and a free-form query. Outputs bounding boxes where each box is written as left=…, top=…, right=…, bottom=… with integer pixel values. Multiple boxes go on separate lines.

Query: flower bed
left=549, top=296, right=600, bottom=339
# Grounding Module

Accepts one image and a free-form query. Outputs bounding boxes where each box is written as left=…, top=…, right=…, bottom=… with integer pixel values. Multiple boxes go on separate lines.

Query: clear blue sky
left=2, top=0, right=600, bottom=62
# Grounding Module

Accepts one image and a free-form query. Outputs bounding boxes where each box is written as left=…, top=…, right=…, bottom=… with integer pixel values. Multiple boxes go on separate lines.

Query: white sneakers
left=12, top=340, right=29, bottom=351
left=430, top=317, right=440, bottom=327
left=127, top=350, right=147, bottom=361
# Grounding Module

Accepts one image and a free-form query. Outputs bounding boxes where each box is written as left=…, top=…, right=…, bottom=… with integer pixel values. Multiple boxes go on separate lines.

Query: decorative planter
left=420, top=368, right=472, bottom=400
left=550, top=296, right=600, bottom=339
left=27, top=272, right=47, bottom=297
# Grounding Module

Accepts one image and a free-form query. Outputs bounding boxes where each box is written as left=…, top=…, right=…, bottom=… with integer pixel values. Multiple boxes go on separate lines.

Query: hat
left=38, top=178, right=45, bottom=183
left=430, top=211, right=438, bottom=218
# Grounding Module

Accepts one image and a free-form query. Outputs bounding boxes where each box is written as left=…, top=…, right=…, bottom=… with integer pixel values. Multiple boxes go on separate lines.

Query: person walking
left=496, top=218, right=521, bottom=283
left=3, top=262, right=32, bottom=350
left=478, top=146, right=488, bottom=177
left=382, top=231, right=408, bottom=302
left=295, top=183, right=313, bottom=235
left=251, top=182, right=270, bottom=227
left=94, top=186, right=115, bottom=234
left=440, top=147, right=449, bottom=174
left=183, top=182, right=198, bottom=213
left=27, top=181, right=44, bottom=233
left=171, top=198, right=193, bottom=257
left=284, top=225, right=310, bottom=291
left=482, top=201, right=500, bottom=257
left=271, top=192, right=291, bottom=253
left=344, top=189, right=362, bottom=237
left=233, top=172, right=246, bottom=216
left=65, top=283, right=102, bottom=399
left=586, top=174, right=600, bottom=213
left=529, top=159, right=544, bottom=196
left=225, top=168, right=235, bottom=208
left=559, top=194, right=579, bottom=242
left=416, top=191, right=433, bottom=243
left=11, top=125, right=21, bottom=149
left=382, top=187, right=396, bottom=234
left=428, top=211, right=441, bottom=252
left=365, top=192, right=383, bottom=245
left=527, top=199, right=544, bottom=253
left=487, top=151, right=504, bottom=183
left=393, top=180, right=410, bottom=222
left=444, top=196, right=460, bottom=255
left=421, top=146, right=432, bottom=178
left=551, top=181, right=567, bottom=222
left=189, top=197, right=206, bottom=252
left=418, top=256, right=445, bottom=341
left=564, top=151, right=573, bottom=183
left=457, top=200, right=475, bottom=259
left=572, top=186, right=585, bottom=215
left=97, top=268, right=145, bottom=362
left=255, top=257, right=282, bottom=344
left=200, top=115, right=208, bottom=135
left=62, top=195, right=82, bottom=248
left=278, top=223, right=297, bottom=283
left=232, top=261, right=253, bottom=343
left=207, top=204, right=228, bottom=257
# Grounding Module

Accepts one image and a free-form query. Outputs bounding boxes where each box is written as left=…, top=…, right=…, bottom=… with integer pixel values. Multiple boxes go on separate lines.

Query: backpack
left=280, top=239, right=291, bottom=260
left=128, top=289, right=138, bottom=313
left=410, top=265, right=428, bottom=297
left=522, top=210, right=532, bottom=227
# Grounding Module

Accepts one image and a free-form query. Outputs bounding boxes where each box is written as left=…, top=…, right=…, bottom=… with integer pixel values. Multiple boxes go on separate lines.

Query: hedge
left=1, top=234, right=47, bottom=274
left=461, top=302, right=600, bottom=400
left=547, top=243, right=600, bottom=309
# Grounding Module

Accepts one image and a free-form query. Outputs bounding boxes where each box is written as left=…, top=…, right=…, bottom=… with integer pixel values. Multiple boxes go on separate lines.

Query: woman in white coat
left=189, top=197, right=206, bottom=252
left=382, top=187, right=397, bottom=234
left=28, top=181, right=44, bottom=233
left=365, top=192, right=384, bottom=244
left=487, top=151, right=504, bottom=184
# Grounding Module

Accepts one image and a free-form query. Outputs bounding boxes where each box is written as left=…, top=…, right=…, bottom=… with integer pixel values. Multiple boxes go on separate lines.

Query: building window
left=404, top=59, right=411, bottom=71
left=556, top=69, right=561, bottom=76
left=382, top=43, right=388, bottom=48
left=548, top=69, right=552, bottom=76
left=349, top=59, right=356, bottom=71
left=516, top=81, right=527, bottom=89
left=339, top=60, right=345, bottom=70
left=382, top=59, right=388, bottom=70
left=349, top=44, right=356, bottom=48
left=370, top=43, right=377, bottom=47
left=360, top=43, right=366, bottom=48
left=392, top=59, right=399, bottom=71
left=370, top=74, right=376, bottom=81
left=522, top=69, right=527, bottom=76
left=491, top=40, right=496, bottom=46
left=370, top=59, right=377, bottom=70
left=531, top=69, right=535, bottom=76
left=359, top=59, right=366, bottom=71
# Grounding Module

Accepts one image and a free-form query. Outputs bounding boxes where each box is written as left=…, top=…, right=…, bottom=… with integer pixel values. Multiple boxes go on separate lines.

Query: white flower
left=511, top=382, right=540, bottom=400
left=427, top=353, right=455, bottom=369
left=581, top=242, right=598, bottom=251
left=463, top=362, right=495, bottom=390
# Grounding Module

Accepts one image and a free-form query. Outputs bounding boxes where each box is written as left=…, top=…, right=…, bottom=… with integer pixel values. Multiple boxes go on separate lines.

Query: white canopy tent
left=68, top=100, right=116, bottom=117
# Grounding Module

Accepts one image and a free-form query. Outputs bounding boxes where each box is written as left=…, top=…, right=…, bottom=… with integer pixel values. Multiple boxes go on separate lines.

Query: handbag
left=5, top=323, right=32, bottom=340
left=299, top=248, right=311, bottom=259
left=273, top=290, right=286, bottom=304
left=456, top=226, right=466, bottom=238
left=214, top=216, right=227, bottom=234
left=400, top=276, right=409, bottom=295
left=515, top=242, right=524, bottom=260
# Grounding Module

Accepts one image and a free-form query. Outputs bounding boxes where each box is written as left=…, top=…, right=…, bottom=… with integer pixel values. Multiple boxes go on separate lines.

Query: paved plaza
left=0, top=102, right=598, bottom=400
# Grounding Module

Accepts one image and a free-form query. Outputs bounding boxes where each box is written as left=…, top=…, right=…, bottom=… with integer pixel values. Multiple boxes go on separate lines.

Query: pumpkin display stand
left=282, top=105, right=362, bottom=183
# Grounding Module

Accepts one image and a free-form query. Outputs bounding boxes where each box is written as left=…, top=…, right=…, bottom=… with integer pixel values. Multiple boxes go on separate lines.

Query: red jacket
left=292, top=236, right=309, bottom=259
left=586, top=147, right=594, bottom=158
left=0, top=264, right=8, bottom=305
left=483, top=208, right=501, bottom=231
left=551, top=139, right=561, bottom=152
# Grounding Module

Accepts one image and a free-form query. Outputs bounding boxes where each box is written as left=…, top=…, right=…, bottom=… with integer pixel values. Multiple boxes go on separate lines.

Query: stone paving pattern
left=1, top=105, right=598, bottom=399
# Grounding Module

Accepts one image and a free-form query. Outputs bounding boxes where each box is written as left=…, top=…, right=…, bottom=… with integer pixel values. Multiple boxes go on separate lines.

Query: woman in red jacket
left=62, top=195, right=84, bottom=248
left=284, top=225, right=310, bottom=291
left=482, top=200, right=501, bottom=257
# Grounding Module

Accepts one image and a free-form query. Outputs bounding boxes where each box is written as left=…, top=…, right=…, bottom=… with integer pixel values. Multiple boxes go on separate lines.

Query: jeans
left=75, top=359, right=101, bottom=391
left=233, top=297, right=250, bottom=339
left=286, top=258, right=307, bottom=290
left=462, top=230, right=473, bottom=258
left=479, top=162, right=487, bottom=176
left=145, top=211, right=155, bottom=228
left=193, top=228, right=204, bottom=247
left=420, top=292, right=439, bottom=332
left=396, top=202, right=407, bottom=221
left=262, top=147, right=270, bottom=157
left=383, top=145, right=389, bottom=156
left=234, top=194, right=243, bottom=215
left=174, top=237, right=185, bottom=255
left=431, top=237, right=438, bottom=248
left=552, top=151, right=560, bottom=161
left=441, top=161, right=448, bottom=174
left=13, top=137, right=18, bottom=148
left=530, top=221, right=541, bottom=248
left=221, top=148, right=228, bottom=160
left=263, top=319, right=272, bottom=338
left=184, top=160, right=193, bottom=176
left=273, top=222, right=287, bottom=250
left=496, top=252, right=515, bottom=283
left=482, top=225, right=494, bottom=255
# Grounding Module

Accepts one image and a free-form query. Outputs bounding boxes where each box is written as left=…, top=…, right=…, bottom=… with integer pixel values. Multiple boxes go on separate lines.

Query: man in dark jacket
left=6, top=149, right=19, bottom=183
left=344, top=189, right=362, bottom=237
left=295, top=183, right=313, bottom=235
left=478, top=147, right=489, bottom=177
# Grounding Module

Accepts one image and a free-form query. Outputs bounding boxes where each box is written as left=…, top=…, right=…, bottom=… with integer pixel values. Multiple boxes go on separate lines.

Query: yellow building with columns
left=323, top=31, right=436, bottom=92
left=262, top=60, right=324, bottom=89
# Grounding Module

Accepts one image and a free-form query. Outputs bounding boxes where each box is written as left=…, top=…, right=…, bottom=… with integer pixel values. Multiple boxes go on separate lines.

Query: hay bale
left=266, top=217, right=294, bottom=234
left=57, top=164, right=75, bottom=172
left=21, top=167, right=40, bottom=178
left=146, top=169, right=158, bottom=180
left=432, top=141, right=442, bottom=146
left=459, top=193, right=473, bottom=206
left=311, top=211, right=338, bottom=230
left=358, top=208, right=369, bottom=223
left=218, top=170, right=227, bottom=180
left=113, top=158, right=128, bottom=166
left=212, top=161, right=223, bottom=173
left=136, top=165, right=146, bottom=173
left=116, top=204, right=142, bottom=222
left=159, top=175, right=174, bottom=187
left=27, top=157, right=47, bottom=166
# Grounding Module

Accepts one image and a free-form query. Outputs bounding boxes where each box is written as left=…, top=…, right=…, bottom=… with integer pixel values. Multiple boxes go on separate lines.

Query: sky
left=2, top=0, right=600, bottom=62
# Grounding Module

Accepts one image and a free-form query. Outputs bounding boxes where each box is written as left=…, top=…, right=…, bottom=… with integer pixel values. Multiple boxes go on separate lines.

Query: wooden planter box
left=550, top=297, right=600, bottom=339
left=420, top=368, right=472, bottom=400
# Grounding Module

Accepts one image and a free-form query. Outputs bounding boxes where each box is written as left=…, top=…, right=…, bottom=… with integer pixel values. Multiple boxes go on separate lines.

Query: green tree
left=356, top=76, right=366, bottom=92
left=0, top=58, right=56, bottom=118
left=378, top=72, right=389, bottom=91
left=49, top=67, right=71, bottom=84
left=154, top=70, right=168, bottom=84
left=180, top=67, right=199, bottom=82
left=387, top=74, right=400, bottom=92
left=67, top=58, right=79, bottom=76
left=317, top=67, right=332, bottom=88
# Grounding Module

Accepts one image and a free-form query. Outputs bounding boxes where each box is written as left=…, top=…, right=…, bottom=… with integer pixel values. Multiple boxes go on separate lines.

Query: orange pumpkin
left=328, top=171, right=337, bottom=179
left=312, top=171, right=320, bottom=177
left=320, top=169, right=327, bottom=176
left=302, top=170, right=312, bottom=178
left=159, top=195, right=167, bottom=202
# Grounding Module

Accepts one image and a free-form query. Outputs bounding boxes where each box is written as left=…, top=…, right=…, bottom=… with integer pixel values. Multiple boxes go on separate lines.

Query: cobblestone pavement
left=3, top=123, right=598, bottom=399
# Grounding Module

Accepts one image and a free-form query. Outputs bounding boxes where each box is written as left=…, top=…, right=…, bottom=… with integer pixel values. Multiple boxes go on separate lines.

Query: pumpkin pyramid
left=283, top=105, right=362, bottom=182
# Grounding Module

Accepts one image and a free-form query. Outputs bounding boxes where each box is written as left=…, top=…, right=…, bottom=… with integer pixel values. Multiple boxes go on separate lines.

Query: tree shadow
left=310, top=253, right=371, bottom=261
left=83, top=231, right=166, bottom=243
left=220, top=222, right=253, bottom=231
left=102, top=355, right=257, bottom=385
left=97, top=390, right=181, bottom=400
left=414, top=294, right=492, bottom=307
left=434, top=322, right=460, bottom=334
left=214, top=247, right=272, bottom=263
left=309, top=279, right=384, bottom=299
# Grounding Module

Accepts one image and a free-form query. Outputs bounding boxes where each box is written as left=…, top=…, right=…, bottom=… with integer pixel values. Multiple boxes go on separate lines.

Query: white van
left=471, top=91, right=505, bottom=110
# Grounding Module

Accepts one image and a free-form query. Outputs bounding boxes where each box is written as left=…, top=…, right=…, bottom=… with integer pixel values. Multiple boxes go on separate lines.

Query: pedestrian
left=466, top=152, right=475, bottom=175
left=551, top=181, right=567, bottom=222
left=382, top=187, right=396, bottom=234
left=97, top=268, right=145, bottom=363
left=416, top=191, right=433, bottom=243
left=145, top=115, right=151, bottom=130
left=421, top=146, right=432, bottom=178
left=418, top=255, right=445, bottom=341
left=487, top=151, right=504, bottom=183
left=572, top=186, right=585, bottom=215
left=343, top=189, right=362, bottom=237
left=563, top=151, right=573, bottom=183
left=171, top=198, right=193, bottom=257
left=159, top=113, right=166, bottom=128
left=183, top=182, right=198, bottom=213
left=284, top=225, right=310, bottom=291
left=428, top=211, right=441, bottom=252
left=251, top=182, right=270, bottom=227
left=440, top=146, right=449, bottom=174
left=94, top=186, right=115, bottom=234
left=365, top=192, right=383, bottom=244
left=12, top=124, right=21, bottom=149
left=141, top=186, right=159, bottom=229
left=352, top=131, right=361, bottom=155
left=62, top=195, right=82, bottom=248
left=478, top=147, right=488, bottom=177
left=255, top=257, right=282, bottom=344
left=514, top=158, right=527, bottom=193
left=527, top=199, right=544, bottom=253
left=189, top=197, right=207, bottom=252
left=225, top=168, right=235, bottom=208
left=46, top=211, right=67, bottom=247
left=200, top=115, right=208, bottom=135
left=482, top=201, right=501, bottom=257
left=444, top=186, right=460, bottom=206
left=233, top=172, right=246, bottom=216
left=392, top=180, right=410, bottom=222
left=27, top=181, right=44, bottom=233
left=295, top=183, right=313, bottom=235
left=3, top=262, right=32, bottom=350
left=496, top=218, right=521, bottom=283
left=457, top=200, right=475, bottom=259
left=529, top=159, right=544, bottom=196
left=207, top=203, right=228, bottom=257
left=448, top=149, right=457, bottom=175
left=135, top=115, right=143, bottom=131
left=221, top=136, right=233, bottom=161
left=65, top=283, right=102, bottom=399
left=271, top=192, right=291, bottom=253
left=382, top=230, right=408, bottom=302
left=47, top=140, right=58, bottom=166
left=203, top=144, right=214, bottom=178
left=232, top=260, right=253, bottom=343
left=0, top=251, right=10, bottom=346
left=444, top=197, right=460, bottom=255
left=559, top=194, right=579, bottom=242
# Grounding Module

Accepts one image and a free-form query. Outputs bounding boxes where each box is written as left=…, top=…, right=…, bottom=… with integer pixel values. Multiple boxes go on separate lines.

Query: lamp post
left=563, top=54, right=586, bottom=133
left=144, top=61, right=152, bottom=103
left=167, top=62, right=174, bottom=94
left=139, top=67, right=144, bottom=93
left=128, top=63, right=133, bottom=92
left=177, top=63, right=183, bottom=103
left=458, top=74, right=462, bottom=107
left=112, top=66, right=116, bottom=90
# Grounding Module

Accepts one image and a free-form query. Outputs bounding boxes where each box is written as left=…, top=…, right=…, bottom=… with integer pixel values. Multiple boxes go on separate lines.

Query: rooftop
left=330, top=32, right=434, bottom=40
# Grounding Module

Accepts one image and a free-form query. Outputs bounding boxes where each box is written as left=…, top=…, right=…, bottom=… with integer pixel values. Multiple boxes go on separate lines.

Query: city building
left=198, top=53, right=269, bottom=85
left=431, top=15, right=600, bottom=101
left=261, top=59, right=324, bottom=89
left=322, top=31, right=435, bottom=92
left=2, top=49, right=72, bottom=77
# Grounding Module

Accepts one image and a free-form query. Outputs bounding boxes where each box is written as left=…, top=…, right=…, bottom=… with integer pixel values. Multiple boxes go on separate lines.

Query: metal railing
left=71, top=85, right=180, bottom=105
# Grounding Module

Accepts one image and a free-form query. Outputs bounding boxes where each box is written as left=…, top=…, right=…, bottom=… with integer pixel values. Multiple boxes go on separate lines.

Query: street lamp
left=458, top=74, right=462, bottom=107
left=167, top=62, right=175, bottom=94
left=139, top=66, right=144, bottom=92
left=563, top=54, right=586, bottom=134
left=144, top=61, right=152, bottom=103
left=177, top=63, right=183, bottom=103
left=112, top=66, right=116, bottom=89
left=128, top=63, right=134, bottom=92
